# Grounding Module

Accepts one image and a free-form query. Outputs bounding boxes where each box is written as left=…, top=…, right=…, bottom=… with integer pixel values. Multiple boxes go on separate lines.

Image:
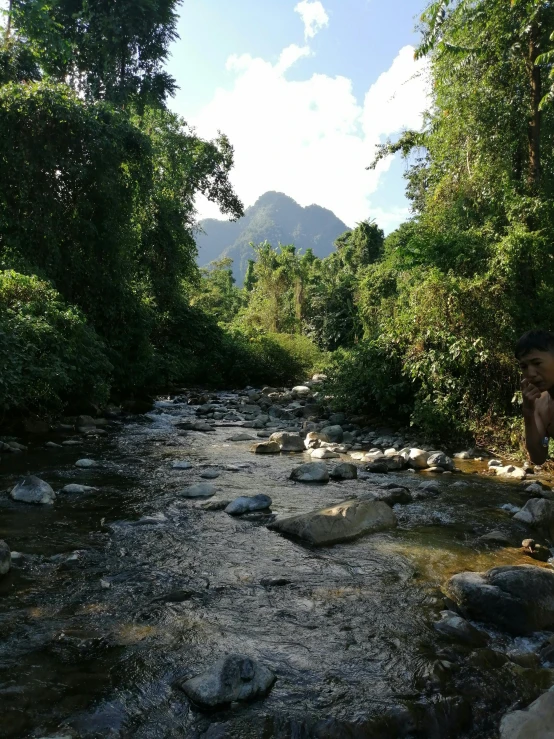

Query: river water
left=0, top=394, right=553, bottom=738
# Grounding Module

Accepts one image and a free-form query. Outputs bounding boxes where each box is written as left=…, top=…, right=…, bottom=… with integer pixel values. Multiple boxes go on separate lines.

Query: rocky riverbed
left=1, top=382, right=554, bottom=738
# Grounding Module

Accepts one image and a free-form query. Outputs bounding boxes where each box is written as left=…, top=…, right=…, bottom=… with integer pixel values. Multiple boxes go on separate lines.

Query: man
left=517, top=330, right=554, bottom=464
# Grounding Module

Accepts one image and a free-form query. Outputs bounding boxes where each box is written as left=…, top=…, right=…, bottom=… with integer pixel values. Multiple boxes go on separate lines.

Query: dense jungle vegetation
left=2, top=0, right=554, bottom=449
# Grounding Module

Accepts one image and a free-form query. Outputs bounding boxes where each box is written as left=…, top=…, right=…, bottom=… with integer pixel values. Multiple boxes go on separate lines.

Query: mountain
left=195, top=191, right=351, bottom=283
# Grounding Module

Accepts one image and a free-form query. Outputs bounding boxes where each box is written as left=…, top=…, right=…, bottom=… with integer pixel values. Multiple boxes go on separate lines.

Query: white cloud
left=191, top=43, right=429, bottom=232
left=294, top=1, right=329, bottom=40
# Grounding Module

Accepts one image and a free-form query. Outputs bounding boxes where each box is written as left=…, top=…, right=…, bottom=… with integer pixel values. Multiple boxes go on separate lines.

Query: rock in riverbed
left=433, top=610, right=488, bottom=646
left=500, top=686, right=554, bottom=739
left=179, top=654, right=275, bottom=708
left=514, top=498, right=554, bottom=538
left=268, top=499, right=396, bottom=546
left=172, top=461, right=193, bottom=469
left=75, top=458, right=99, bottom=468
left=61, top=484, right=97, bottom=494
left=269, top=432, right=305, bottom=452
left=290, top=462, right=329, bottom=483
left=447, top=565, right=554, bottom=634
left=11, top=476, right=55, bottom=505
left=180, top=483, right=216, bottom=498
left=329, top=463, right=358, bottom=480
left=250, top=442, right=280, bottom=455
left=225, top=494, right=272, bottom=515
left=0, top=540, right=10, bottom=576
left=310, top=448, right=340, bottom=460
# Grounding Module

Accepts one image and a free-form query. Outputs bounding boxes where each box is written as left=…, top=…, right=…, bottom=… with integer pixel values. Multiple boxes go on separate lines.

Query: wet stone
left=180, top=483, right=217, bottom=498
left=11, top=476, right=55, bottom=505
left=75, top=458, right=99, bottom=468
left=433, top=610, right=488, bottom=647
left=475, top=530, right=514, bottom=547
left=61, top=484, right=97, bottom=494
left=250, top=442, right=280, bottom=454
left=329, top=463, right=358, bottom=480
left=310, top=447, right=340, bottom=460
left=225, top=494, right=272, bottom=515
left=172, top=461, right=193, bottom=470
left=290, top=462, right=329, bottom=483
left=227, top=433, right=256, bottom=442
left=201, top=500, right=232, bottom=511
left=200, top=469, right=220, bottom=479
left=0, top=540, right=10, bottom=576
left=179, top=654, right=275, bottom=709
left=500, top=687, right=554, bottom=739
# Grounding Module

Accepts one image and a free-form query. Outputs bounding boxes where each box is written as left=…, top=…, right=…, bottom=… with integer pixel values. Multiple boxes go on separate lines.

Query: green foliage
left=192, top=258, right=245, bottom=324
left=0, top=271, right=111, bottom=417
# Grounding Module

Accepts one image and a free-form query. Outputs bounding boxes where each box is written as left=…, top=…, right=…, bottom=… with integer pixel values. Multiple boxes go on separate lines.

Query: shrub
left=0, top=271, right=112, bottom=417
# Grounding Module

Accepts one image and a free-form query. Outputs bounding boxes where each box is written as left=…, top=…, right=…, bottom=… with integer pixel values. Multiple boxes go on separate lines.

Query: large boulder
left=180, top=654, right=275, bottom=709
left=269, top=432, right=305, bottom=452
left=408, top=449, right=430, bottom=469
left=514, top=499, right=554, bottom=538
left=11, top=476, right=55, bottom=505
left=225, top=495, right=272, bottom=515
left=500, top=687, right=554, bottom=739
left=446, top=565, right=554, bottom=634
left=319, top=425, right=344, bottom=443
left=0, top=540, right=10, bottom=576
left=290, top=462, right=329, bottom=483
left=267, top=499, right=397, bottom=546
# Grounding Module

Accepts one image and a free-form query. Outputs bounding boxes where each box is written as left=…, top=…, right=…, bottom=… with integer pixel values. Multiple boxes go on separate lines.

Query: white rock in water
left=75, top=458, right=99, bottom=468
left=488, top=459, right=503, bottom=467
left=292, top=386, right=311, bottom=396
left=454, top=451, right=472, bottom=459
left=61, top=484, right=97, bottom=493
left=408, top=448, right=430, bottom=469
left=495, top=465, right=527, bottom=480
left=500, top=686, right=554, bottom=739
left=310, top=447, right=340, bottom=459
left=172, top=461, right=193, bottom=469
left=10, top=476, right=55, bottom=505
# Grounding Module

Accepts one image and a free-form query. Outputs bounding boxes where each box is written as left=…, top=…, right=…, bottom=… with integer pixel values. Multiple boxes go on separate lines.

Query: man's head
left=516, top=330, right=554, bottom=392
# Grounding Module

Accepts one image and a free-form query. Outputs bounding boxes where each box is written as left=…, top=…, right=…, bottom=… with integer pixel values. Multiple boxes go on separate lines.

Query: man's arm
left=522, top=379, right=548, bottom=465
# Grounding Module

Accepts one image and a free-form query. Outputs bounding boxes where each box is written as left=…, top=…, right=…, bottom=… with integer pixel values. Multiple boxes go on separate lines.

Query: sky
left=166, top=0, right=430, bottom=232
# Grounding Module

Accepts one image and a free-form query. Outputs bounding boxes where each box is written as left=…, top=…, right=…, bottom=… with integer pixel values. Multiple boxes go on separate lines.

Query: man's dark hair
left=515, top=330, right=554, bottom=359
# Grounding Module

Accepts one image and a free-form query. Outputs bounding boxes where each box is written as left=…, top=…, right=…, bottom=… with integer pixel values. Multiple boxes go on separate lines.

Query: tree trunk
left=528, top=29, right=542, bottom=191
left=6, top=0, right=12, bottom=37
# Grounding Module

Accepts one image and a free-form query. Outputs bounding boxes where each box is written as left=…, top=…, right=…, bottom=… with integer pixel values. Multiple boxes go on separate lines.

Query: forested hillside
left=2, top=0, right=554, bottom=450
left=196, top=191, right=350, bottom=283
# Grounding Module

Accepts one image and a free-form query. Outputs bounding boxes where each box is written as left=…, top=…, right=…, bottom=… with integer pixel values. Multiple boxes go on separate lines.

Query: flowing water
left=1, top=395, right=553, bottom=738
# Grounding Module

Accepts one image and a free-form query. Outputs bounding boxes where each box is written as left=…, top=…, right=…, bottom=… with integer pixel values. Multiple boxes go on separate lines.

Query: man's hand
left=522, top=378, right=542, bottom=418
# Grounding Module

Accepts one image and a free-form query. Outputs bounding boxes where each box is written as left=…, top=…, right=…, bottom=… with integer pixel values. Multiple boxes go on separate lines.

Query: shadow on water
left=0, top=399, right=552, bottom=738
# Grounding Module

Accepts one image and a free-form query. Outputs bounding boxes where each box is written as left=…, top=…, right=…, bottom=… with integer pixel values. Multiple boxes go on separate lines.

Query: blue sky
left=167, top=0, right=429, bottom=232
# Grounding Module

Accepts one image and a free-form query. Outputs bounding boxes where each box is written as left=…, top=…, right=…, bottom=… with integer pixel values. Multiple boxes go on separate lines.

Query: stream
left=1, top=391, right=553, bottom=738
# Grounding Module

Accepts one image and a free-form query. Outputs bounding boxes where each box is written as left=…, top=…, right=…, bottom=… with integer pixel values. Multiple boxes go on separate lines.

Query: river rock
left=62, top=439, right=81, bottom=446
left=61, top=484, right=97, bottom=493
left=447, top=565, right=554, bottom=634
left=329, top=463, right=358, bottom=480
left=225, top=494, right=272, bottom=515
left=269, top=432, right=305, bottom=452
left=433, top=610, right=488, bottom=646
left=292, top=385, right=311, bottom=396
left=412, top=480, right=440, bottom=499
left=310, top=447, right=340, bottom=460
left=0, top=540, right=10, bottom=576
left=304, top=431, right=330, bottom=450
left=408, top=449, right=430, bottom=469
left=514, top=498, right=554, bottom=537
left=475, top=530, right=514, bottom=547
left=500, top=687, right=554, bottom=739
left=11, top=476, right=55, bottom=505
left=319, top=425, right=344, bottom=443
left=290, top=462, right=329, bottom=483
left=495, top=465, right=527, bottom=480
left=250, top=441, right=280, bottom=454
left=227, top=433, right=256, bottom=442
left=180, top=654, right=275, bottom=709
left=180, top=483, right=216, bottom=498
left=328, top=412, right=346, bottom=425
left=172, top=461, right=193, bottom=469
left=201, top=499, right=232, bottom=511
left=45, top=441, right=63, bottom=449
left=427, top=452, right=454, bottom=471
left=522, top=539, right=551, bottom=562
left=268, top=499, right=397, bottom=546
left=200, top=469, right=220, bottom=479
left=454, top=451, right=472, bottom=460
left=374, top=486, right=412, bottom=505
left=75, top=458, right=99, bottom=468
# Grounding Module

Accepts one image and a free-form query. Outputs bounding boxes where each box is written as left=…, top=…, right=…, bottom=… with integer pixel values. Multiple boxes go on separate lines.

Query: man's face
left=519, top=350, right=554, bottom=391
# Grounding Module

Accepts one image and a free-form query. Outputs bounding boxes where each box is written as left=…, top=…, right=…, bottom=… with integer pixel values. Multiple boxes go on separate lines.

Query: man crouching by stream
left=517, top=329, right=554, bottom=465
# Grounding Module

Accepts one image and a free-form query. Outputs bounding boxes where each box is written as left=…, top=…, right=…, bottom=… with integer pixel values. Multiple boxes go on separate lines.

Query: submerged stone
left=180, top=483, right=216, bottom=498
